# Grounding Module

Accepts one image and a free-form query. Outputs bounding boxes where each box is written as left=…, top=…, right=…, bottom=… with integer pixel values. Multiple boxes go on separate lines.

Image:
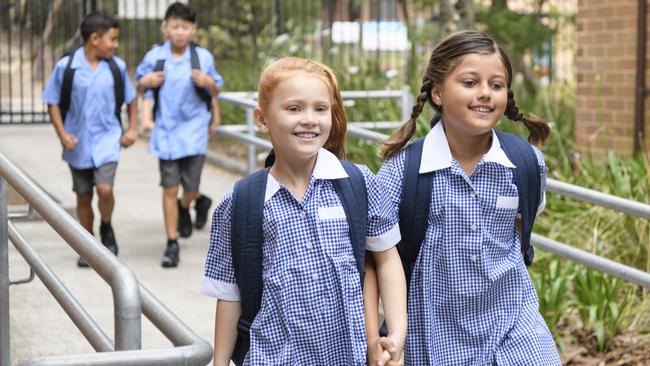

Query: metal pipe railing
left=8, top=222, right=115, bottom=352
left=1, top=179, right=10, bottom=366
left=21, top=285, right=213, bottom=366
left=0, top=153, right=143, bottom=351
left=532, top=234, right=650, bottom=288
left=545, top=178, right=650, bottom=220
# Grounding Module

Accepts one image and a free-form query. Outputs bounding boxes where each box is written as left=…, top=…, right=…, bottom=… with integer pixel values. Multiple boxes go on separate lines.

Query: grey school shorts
left=69, top=162, right=118, bottom=194
left=159, top=154, right=205, bottom=192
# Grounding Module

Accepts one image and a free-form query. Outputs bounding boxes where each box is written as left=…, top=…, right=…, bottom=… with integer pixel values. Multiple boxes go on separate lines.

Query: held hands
left=59, top=131, right=78, bottom=151
left=143, top=71, right=164, bottom=89
left=368, top=336, right=404, bottom=366
left=120, top=128, right=137, bottom=147
left=191, top=70, right=214, bottom=89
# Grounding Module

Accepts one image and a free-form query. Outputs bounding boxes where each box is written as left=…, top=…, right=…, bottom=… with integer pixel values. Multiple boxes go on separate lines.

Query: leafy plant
left=572, top=267, right=631, bottom=351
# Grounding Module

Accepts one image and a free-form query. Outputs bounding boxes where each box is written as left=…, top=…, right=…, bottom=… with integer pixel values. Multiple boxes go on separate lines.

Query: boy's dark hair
left=80, top=12, right=119, bottom=42
left=381, top=30, right=550, bottom=159
left=164, top=2, right=196, bottom=23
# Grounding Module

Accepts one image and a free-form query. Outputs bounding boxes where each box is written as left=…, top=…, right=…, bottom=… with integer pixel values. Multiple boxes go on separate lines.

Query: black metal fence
left=0, top=0, right=414, bottom=124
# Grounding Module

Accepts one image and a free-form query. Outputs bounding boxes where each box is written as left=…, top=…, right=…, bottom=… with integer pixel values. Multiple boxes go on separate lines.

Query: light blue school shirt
left=42, top=49, right=136, bottom=169
left=377, top=122, right=561, bottom=365
left=135, top=41, right=224, bottom=160
left=201, top=148, right=401, bottom=365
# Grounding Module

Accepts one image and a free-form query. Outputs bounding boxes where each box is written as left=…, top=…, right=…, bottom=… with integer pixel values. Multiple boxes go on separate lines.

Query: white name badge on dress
left=318, top=206, right=347, bottom=219
left=496, top=196, right=519, bottom=209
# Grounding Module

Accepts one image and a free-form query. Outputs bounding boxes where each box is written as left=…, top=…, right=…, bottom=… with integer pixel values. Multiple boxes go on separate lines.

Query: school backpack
left=150, top=42, right=212, bottom=119
left=59, top=45, right=124, bottom=127
left=397, top=129, right=541, bottom=289
left=229, top=157, right=368, bottom=366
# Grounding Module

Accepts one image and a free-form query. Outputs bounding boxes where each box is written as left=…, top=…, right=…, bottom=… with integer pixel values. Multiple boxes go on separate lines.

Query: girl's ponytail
left=505, top=90, right=550, bottom=146
left=381, top=79, right=432, bottom=159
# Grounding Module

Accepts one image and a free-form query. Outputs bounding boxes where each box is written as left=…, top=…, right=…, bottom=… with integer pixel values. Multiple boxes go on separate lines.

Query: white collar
left=419, top=121, right=515, bottom=174
left=264, top=148, right=348, bottom=202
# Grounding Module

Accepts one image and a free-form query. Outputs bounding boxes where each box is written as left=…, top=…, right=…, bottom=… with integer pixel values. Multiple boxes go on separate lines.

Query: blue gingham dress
left=377, top=122, right=561, bottom=365
left=202, top=148, right=401, bottom=365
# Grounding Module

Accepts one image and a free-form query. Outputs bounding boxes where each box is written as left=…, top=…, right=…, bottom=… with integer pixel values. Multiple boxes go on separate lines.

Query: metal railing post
left=246, top=92, right=256, bottom=174
left=400, top=85, right=412, bottom=124
left=0, top=178, right=10, bottom=366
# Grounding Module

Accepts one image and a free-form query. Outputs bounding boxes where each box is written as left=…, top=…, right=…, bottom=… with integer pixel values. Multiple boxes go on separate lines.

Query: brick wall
left=575, top=0, right=650, bottom=157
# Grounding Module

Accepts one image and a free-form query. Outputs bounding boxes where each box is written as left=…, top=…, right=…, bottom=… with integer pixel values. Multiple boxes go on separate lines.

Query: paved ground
left=1, top=124, right=241, bottom=365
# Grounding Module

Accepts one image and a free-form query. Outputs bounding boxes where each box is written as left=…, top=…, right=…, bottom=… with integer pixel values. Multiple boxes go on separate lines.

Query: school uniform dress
left=42, top=50, right=136, bottom=169
left=135, top=40, right=224, bottom=160
left=202, top=148, right=401, bottom=365
left=377, top=122, right=561, bottom=365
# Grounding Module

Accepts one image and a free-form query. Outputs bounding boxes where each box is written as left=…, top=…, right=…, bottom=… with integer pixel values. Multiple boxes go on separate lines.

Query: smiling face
left=91, top=27, right=119, bottom=59
left=432, top=52, right=508, bottom=139
left=255, top=72, right=333, bottom=164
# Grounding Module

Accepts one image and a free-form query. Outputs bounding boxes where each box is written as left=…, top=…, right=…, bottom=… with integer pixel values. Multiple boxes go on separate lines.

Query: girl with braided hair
left=366, top=30, right=561, bottom=364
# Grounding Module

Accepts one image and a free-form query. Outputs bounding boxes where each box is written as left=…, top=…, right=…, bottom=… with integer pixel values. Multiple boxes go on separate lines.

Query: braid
left=505, top=89, right=550, bottom=146
left=380, top=79, right=433, bottom=159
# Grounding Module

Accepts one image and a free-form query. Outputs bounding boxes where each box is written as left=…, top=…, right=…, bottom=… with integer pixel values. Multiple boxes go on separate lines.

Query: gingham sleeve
left=531, top=145, right=547, bottom=216
left=376, top=149, right=407, bottom=215
left=357, top=165, right=401, bottom=252
left=201, top=191, right=241, bottom=301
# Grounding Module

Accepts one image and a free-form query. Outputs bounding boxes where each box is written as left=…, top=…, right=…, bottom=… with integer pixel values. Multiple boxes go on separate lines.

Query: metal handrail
left=0, top=152, right=213, bottom=365
left=215, top=90, right=650, bottom=289
left=0, top=152, right=142, bottom=351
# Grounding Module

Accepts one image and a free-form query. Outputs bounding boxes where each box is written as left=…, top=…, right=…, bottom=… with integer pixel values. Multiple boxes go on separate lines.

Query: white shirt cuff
left=201, top=277, right=241, bottom=301
left=366, top=223, right=401, bottom=252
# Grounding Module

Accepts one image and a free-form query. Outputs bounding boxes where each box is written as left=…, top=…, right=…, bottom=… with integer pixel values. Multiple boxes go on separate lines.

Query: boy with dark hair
left=43, top=12, right=138, bottom=267
left=136, top=2, right=223, bottom=268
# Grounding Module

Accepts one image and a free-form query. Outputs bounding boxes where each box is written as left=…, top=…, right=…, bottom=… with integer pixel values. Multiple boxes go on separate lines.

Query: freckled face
left=255, top=72, right=333, bottom=163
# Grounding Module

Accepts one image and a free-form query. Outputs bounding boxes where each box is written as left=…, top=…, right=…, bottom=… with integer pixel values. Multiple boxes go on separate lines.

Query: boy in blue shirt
left=135, top=2, right=223, bottom=268
left=43, top=12, right=138, bottom=267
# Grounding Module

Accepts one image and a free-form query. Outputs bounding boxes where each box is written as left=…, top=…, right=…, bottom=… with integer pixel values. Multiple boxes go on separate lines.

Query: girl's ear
left=254, top=107, right=268, bottom=132
left=430, top=86, right=442, bottom=107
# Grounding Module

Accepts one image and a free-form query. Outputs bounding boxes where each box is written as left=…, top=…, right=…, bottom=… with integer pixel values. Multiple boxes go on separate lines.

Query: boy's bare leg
left=76, top=191, right=94, bottom=233
left=180, top=191, right=199, bottom=209
left=95, top=183, right=114, bottom=223
left=163, top=185, right=180, bottom=239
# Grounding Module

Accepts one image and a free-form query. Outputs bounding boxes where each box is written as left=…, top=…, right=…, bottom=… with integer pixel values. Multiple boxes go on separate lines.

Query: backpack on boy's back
left=149, top=42, right=212, bottom=119
left=58, top=45, right=125, bottom=127
left=228, top=154, right=368, bottom=365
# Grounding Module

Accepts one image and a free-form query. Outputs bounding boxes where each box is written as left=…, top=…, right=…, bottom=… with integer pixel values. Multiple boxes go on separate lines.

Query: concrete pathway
left=1, top=124, right=240, bottom=365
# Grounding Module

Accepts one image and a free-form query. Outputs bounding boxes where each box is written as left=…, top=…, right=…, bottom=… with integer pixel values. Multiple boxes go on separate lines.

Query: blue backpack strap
left=332, top=160, right=368, bottom=283
left=105, top=57, right=124, bottom=129
left=59, top=45, right=81, bottom=123
left=189, top=42, right=212, bottom=111
left=397, top=137, right=434, bottom=289
left=230, top=168, right=268, bottom=366
left=494, top=130, right=541, bottom=266
left=152, top=56, right=165, bottom=121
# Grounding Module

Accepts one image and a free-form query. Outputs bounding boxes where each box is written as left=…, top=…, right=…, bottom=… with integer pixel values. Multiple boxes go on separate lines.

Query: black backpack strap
left=189, top=42, right=212, bottom=111
left=106, top=57, right=124, bottom=129
left=59, top=46, right=81, bottom=123
left=332, top=161, right=368, bottom=283
left=152, top=58, right=166, bottom=121
left=397, top=137, right=434, bottom=289
left=230, top=168, right=268, bottom=365
left=495, top=131, right=541, bottom=266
